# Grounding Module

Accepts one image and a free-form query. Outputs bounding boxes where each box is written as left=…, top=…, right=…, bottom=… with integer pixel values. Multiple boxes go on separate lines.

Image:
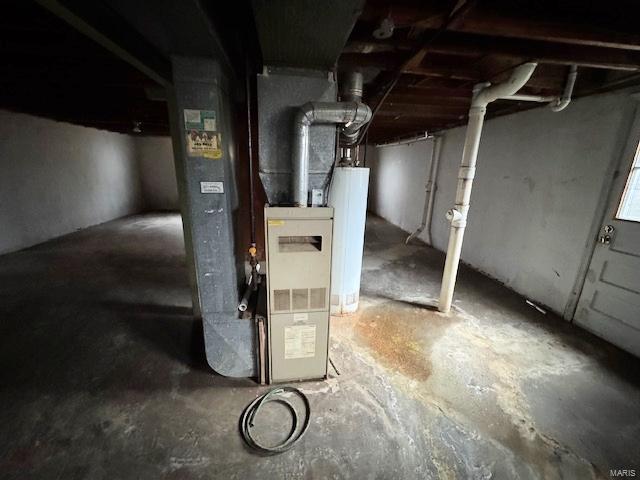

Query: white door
left=574, top=122, right=640, bottom=357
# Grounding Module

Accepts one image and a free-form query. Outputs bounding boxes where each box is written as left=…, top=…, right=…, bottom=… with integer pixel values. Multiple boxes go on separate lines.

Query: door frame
left=563, top=93, right=640, bottom=320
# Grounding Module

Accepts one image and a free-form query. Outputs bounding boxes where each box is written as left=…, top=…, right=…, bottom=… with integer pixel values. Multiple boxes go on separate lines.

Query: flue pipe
left=292, top=72, right=371, bottom=207
left=406, top=135, right=442, bottom=245
left=438, top=62, right=538, bottom=313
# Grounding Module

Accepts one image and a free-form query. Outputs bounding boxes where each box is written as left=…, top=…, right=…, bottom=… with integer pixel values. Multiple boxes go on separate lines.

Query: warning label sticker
left=186, top=130, right=222, bottom=159
left=183, top=109, right=222, bottom=159
left=284, top=324, right=316, bottom=359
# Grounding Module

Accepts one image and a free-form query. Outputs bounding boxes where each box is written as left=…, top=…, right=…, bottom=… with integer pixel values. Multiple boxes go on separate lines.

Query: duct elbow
left=291, top=99, right=372, bottom=204
left=295, top=102, right=316, bottom=126
left=341, top=102, right=372, bottom=145
left=202, top=315, right=257, bottom=377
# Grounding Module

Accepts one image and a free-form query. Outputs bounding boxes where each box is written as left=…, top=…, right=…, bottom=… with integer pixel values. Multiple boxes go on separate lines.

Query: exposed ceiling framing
left=340, top=0, right=640, bottom=143
left=2, top=1, right=640, bottom=140
left=0, top=1, right=171, bottom=135
left=0, top=0, right=253, bottom=136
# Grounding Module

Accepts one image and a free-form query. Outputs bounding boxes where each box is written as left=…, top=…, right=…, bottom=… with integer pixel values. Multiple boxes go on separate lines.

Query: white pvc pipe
left=438, top=62, right=538, bottom=313
left=375, top=132, right=430, bottom=148
left=406, top=135, right=442, bottom=245
left=504, top=93, right=556, bottom=102
left=504, top=65, right=578, bottom=112
left=549, top=65, right=578, bottom=112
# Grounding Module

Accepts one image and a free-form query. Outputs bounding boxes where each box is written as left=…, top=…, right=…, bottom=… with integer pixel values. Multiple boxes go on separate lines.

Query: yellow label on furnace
left=268, top=220, right=284, bottom=226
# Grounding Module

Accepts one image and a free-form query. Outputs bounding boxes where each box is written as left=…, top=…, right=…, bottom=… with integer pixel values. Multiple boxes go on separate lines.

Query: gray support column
left=168, top=57, right=256, bottom=377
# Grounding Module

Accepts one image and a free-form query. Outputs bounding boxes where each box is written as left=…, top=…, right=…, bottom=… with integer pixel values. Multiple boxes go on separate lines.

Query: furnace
left=264, top=206, right=334, bottom=382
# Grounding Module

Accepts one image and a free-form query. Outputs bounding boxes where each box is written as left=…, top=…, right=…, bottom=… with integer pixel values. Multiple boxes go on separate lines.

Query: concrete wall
left=137, top=136, right=179, bottom=211
left=368, top=90, right=636, bottom=315
left=0, top=110, right=143, bottom=254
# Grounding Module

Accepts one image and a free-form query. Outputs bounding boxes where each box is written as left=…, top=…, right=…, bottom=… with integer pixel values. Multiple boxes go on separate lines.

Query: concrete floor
left=1, top=213, right=639, bottom=479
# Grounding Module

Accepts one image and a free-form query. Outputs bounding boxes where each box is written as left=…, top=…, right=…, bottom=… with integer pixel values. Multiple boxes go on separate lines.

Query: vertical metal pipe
left=245, top=59, right=256, bottom=244
left=292, top=113, right=311, bottom=207
left=341, top=71, right=363, bottom=102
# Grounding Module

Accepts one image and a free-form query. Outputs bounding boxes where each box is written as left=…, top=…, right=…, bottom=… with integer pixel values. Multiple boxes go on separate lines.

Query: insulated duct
left=292, top=72, right=371, bottom=206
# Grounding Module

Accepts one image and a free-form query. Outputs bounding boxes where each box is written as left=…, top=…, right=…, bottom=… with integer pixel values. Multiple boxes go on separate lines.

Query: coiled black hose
left=239, top=387, right=311, bottom=454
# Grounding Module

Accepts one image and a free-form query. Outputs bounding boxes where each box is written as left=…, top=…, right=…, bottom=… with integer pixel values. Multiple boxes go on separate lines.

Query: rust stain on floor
left=353, top=301, right=458, bottom=381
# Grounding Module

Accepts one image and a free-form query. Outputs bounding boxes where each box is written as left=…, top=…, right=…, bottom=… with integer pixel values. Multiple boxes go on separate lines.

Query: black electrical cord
left=240, top=387, right=311, bottom=454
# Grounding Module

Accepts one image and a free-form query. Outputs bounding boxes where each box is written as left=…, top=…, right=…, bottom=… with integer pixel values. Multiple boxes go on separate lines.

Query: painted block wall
left=0, top=110, right=143, bottom=254
left=368, top=90, right=636, bottom=315
left=137, top=135, right=179, bottom=211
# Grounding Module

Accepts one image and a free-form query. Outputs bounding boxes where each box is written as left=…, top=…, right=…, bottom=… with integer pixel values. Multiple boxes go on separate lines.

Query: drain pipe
left=549, top=65, right=578, bottom=112
left=438, top=62, right=538, bottom=313
left=292, top=73, right=372, bottom=207
left=406, top=135, right=442, bottom=245
left=503, top=65, right=578, bottom=112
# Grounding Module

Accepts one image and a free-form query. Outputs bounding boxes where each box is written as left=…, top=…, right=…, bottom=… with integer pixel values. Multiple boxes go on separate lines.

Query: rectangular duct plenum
left=252, top=0, right=364, bottom=71
left=257, top=68, right=337, bottom=205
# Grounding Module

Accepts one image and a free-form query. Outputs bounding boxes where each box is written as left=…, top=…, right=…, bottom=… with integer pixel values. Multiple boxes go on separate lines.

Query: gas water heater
left=264, top=207, right=333, bottom=382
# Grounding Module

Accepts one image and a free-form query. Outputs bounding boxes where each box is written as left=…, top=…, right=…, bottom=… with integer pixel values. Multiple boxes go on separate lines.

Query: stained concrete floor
left=1, top=213, right=639, bottom=479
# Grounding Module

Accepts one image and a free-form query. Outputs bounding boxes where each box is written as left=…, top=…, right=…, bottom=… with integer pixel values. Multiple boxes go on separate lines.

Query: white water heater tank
left=329, top=167, right=369, bottom=315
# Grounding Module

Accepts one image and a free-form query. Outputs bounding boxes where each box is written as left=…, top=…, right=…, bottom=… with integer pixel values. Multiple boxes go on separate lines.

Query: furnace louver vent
left=310, top=288, right=326, bottom=310
left=292, top=289, right=309, bottom=310
left=272, top=288, right=327, bottom=312
left=274, top=289, right=290, bottom=311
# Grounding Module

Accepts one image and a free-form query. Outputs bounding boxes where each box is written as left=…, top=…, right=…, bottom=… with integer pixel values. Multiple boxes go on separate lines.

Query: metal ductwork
left=252, top=0, right=365, bottom=71
left=339, top=71, right=368, bottom=147
left=291, top=86, right=372, bottom=206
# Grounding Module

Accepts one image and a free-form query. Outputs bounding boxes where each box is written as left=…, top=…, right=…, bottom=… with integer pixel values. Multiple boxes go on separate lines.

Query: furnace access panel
left=264, top=206, right=333, bottom=383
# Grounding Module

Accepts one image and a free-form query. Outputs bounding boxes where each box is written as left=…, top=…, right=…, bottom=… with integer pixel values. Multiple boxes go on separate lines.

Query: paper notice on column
left=284, top=324, right=316, bottom=359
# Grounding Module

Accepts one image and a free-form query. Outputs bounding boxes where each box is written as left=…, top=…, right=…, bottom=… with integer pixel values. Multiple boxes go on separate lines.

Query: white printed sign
left=284, top=324, right=316, bottom=359
left=200, top=181, right=224, bottom=194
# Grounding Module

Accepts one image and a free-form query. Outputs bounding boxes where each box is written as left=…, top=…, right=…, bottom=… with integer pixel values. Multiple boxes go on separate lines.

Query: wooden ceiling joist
left=346, top=1, right=640, bottom=143
left=346, top=31, right=640, bottom=71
